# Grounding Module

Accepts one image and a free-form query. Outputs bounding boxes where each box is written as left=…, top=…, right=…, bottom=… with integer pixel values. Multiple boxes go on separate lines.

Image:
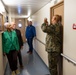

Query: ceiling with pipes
left=2, top=0, right=52, bottom=18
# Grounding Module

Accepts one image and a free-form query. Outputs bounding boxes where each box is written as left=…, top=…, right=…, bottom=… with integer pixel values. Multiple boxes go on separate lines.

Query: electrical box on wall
left=5, top=16, right=9, bottom=22
left=73, top=23, right=76, bottom=30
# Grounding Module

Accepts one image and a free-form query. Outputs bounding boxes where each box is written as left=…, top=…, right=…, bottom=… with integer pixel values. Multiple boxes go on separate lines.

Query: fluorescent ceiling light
left=28, top=17, right=32, bottom=21
left=18, top=6, right=21, bottom=14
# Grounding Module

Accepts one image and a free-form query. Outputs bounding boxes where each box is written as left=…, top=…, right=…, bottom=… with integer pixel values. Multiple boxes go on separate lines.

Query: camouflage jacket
left=41, top=23, right=62, bottom=53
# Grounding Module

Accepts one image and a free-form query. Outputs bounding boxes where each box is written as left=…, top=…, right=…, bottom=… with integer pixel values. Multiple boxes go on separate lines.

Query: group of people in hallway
left=2, top=20, right=36, bottom=75
left=2, top=14, right=63, bottom=75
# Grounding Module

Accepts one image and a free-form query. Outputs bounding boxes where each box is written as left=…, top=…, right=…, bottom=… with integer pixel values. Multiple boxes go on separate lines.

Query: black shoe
left=20, top=65, right=23, bottom=69
left=29, top=51, right=33, bottom=54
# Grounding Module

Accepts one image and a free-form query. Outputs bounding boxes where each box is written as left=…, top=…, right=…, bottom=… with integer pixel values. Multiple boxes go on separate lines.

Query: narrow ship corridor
left=1, top=0, right=76, bottom=75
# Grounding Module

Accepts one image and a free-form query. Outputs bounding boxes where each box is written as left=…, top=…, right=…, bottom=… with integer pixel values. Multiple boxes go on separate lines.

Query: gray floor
left=4, top=43, right=50, bottom=75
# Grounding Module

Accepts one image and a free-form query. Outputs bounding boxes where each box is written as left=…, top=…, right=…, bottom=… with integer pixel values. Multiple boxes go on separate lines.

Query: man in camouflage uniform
left=41, top=15, right=62, bottom=75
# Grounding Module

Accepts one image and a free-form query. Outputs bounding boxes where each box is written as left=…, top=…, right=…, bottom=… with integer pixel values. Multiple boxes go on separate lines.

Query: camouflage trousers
left=48, top=52, right=60, bottom=75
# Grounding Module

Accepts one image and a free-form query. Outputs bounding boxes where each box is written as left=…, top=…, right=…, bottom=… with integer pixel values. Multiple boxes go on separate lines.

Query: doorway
left=15, top=18, right=26, bottom=42
left=50, top=1, right=64, bottom=25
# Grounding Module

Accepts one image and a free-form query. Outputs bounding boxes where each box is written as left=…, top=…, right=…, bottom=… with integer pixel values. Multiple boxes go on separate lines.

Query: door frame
left=0, top=13, right=4, bottom=31
left=50, top=1, right=64, bottom=24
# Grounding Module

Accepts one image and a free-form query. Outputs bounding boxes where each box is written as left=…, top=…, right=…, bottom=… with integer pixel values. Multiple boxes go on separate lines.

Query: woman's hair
left=54, top=15, right=62, bottom=23
left=6, top=24, right=11, bottom=28
left=4, top=22, right=11, bottom=28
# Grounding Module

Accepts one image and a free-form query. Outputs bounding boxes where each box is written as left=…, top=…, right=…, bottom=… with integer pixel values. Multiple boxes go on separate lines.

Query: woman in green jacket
left=2, top=23, right=20, bottom=75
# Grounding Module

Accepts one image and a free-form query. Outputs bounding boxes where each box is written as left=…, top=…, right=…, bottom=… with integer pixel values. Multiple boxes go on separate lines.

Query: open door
left=50, top=1, right=64, bottom=25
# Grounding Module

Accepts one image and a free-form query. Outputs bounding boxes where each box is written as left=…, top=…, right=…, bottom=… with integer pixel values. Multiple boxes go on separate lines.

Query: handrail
left=35, top=38, right=76, bottom=65
left=36, top=38, right=45, bottom=45
left=61, top=53, right=76, bottom=65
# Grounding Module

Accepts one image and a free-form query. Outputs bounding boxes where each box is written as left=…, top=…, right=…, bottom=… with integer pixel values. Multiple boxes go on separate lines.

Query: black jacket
left=15, top=29, right=23, bottom=49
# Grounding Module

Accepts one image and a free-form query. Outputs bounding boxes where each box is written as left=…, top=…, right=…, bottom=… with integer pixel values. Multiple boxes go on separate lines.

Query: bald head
left=29, top=21, right=32, bottom=25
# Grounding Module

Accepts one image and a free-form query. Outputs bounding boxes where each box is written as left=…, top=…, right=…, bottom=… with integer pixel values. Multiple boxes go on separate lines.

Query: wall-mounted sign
left=73, top=23, right=76, bottom=30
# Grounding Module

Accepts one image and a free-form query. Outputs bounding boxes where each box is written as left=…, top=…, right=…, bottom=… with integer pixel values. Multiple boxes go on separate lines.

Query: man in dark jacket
left=25, top=21, right=36, bottom=54
left=11, top=22, right=23, bottom=68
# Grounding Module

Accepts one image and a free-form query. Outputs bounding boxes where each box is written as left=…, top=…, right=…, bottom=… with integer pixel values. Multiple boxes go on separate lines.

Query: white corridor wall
left=63, top=0, right=76, bottom=75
